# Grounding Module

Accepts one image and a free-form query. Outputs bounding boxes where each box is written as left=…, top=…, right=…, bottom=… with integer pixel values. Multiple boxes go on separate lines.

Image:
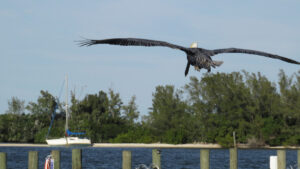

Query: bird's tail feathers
left=213, top=60, right=223, bottom=66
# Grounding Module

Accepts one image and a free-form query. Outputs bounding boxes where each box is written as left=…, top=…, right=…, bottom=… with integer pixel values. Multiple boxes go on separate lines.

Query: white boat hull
left=46, top=137, right=91, bottom=147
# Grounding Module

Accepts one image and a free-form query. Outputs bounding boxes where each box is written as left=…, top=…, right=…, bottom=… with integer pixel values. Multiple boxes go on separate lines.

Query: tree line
left=0, top=70, right=299, bottom=147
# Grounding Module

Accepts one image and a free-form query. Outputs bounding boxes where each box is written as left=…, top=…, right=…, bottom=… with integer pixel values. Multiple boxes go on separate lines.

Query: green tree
left=188, top=73, right=253, bottom=145
left=6, top=97, right=25, bottom=115
left=278, top=70, right=300, bottom=145
left=26, top=90, right=59, bottom=143
left=70, top=89, right=128, bottom=143
left=122, top=95, right=139, bottom=124
left=108, top=89, right=123, bottom=118
left=146, top=85, right=190, bottom=143
left=243, top=71, right=282, bottom=145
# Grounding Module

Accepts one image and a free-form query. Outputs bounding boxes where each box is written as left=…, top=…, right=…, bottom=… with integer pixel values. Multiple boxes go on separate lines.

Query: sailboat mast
left=65, top=75, right=69, bottom=134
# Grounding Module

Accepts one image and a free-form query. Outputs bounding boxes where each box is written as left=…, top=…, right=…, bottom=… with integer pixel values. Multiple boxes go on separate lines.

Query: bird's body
left=79, top=38, right=300, bottom=76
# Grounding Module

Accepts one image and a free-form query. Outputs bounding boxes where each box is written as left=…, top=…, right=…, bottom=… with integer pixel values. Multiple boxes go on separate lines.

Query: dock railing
left=0, top=148, right=300, bottom=169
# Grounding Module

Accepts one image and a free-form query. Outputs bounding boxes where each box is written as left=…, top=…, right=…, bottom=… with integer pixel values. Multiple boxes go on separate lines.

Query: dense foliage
left=0, top=70, right=299, bottom=147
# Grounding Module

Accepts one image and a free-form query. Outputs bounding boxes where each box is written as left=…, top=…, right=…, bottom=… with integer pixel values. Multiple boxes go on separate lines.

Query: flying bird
left=78, top=38, right=300, bottom=76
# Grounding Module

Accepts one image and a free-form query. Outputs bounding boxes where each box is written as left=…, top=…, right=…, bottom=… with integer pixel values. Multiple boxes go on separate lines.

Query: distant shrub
left=216, top=134, right=233, bottom=148
left=283, top=135, right=300, bottom=146
left=110, top=127, right=156, bottom=143
left=246, top=136, right=265, bottom=148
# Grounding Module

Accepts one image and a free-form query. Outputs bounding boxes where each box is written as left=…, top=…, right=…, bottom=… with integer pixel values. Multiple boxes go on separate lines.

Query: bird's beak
left=190, top=42, right=198, bottom=48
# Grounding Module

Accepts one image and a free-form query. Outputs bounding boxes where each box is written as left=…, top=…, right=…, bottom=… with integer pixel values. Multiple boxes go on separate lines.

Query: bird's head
left=190, top=42, right=198, bottom=48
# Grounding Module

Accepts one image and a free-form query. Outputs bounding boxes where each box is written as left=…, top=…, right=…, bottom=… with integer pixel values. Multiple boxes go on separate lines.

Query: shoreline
left=0, top=143, right=49, bottom=147
left=0, top=143, right=300, bottom=149
left=93, top=143, right=222, bottom=149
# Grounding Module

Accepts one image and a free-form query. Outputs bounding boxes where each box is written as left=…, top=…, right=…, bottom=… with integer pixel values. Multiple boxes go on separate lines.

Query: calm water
left=0, top=147, right=298, bottom=169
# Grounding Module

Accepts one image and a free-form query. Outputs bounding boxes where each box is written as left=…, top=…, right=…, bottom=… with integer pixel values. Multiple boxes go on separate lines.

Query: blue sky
left=1, top=1, right=300, bottom=115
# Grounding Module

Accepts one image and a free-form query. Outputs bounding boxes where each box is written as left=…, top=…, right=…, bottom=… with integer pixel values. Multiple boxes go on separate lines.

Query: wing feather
left=78, top=38, right=188, bottom=52
left=213, top=48, right=300, bottom=64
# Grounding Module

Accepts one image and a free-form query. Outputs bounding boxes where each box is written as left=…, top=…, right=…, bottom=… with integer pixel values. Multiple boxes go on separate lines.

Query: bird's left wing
left=212, top=48, right=300, bottom=65
left=78, top=38, right=188, bottom=52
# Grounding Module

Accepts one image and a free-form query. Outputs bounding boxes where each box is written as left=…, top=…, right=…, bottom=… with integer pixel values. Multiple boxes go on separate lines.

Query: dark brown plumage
left=79, top=38, right=300, bottom=76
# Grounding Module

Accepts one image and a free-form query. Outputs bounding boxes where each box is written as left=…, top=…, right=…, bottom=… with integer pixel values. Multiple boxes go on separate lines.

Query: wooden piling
left=152, top=149, right=161, bottom=169
left=72, top=149, right=82, bottom=169
left=277, top=150, right=286, bottom=169
left=51, top=150, right=60, bottom=169
left=0, top=152, right=6, bottom=169
left=122, top=150, right=131, bottom=169
left=229, top=148, right=237, bottom=169
left=297, top=149, right=300, bottom=169
left=28, top=151, right=38, bottom=169
left=200, top=149, right=210, bottom=169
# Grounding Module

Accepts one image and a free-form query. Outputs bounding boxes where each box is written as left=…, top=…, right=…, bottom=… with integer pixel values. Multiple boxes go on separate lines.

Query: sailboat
left=46, top=76, right=91, bottom=147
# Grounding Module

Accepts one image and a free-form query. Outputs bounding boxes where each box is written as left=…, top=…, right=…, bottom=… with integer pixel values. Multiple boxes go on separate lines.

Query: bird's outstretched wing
left=78, top=38, right=188, bottom=52
left=212, top=48, right=300, bottom=65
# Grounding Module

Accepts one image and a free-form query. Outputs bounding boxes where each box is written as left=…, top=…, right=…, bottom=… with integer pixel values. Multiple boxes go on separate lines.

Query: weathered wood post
left=200, top=149, right=210, bottom=169
left=229, top=148, right=237, bottom=169
left=0, top=152, right=6, bottom=169
left=122, top=150, right=132, bottom=169
left=152, top=149, right=161, bottom=169
left=28, top=151, right=38, bottom=169
left=277, top=149, right=286, bottom=169
left=51, top=150, right=60, bottom=169
left=72, top=149, right=82, bottom=169
left=297, top=149, right=300, bottom=169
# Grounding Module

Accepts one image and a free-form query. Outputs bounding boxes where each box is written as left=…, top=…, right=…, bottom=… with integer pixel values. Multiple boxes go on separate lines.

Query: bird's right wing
left=212, top=48, right=300, bottom=65
left=78, top=38, right=189, bottom=52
